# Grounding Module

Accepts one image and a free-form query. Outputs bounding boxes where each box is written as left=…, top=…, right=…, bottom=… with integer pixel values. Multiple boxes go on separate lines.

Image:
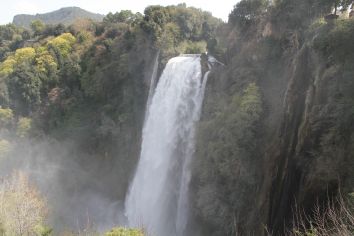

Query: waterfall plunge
left=125, top=56, right=208, bottom=236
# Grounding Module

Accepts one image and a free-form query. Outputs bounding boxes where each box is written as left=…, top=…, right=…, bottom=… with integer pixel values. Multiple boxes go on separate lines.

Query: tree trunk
left=335, top=1, right=338, bottom=15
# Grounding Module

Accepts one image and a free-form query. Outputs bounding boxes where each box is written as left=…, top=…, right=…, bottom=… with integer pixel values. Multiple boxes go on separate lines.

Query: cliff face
left=192, top=14, right=354, bottom=235
left=267, top=42, right=354, bottom=234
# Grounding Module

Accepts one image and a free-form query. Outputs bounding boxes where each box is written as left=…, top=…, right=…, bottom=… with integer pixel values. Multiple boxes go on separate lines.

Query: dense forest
left=0, top=0, right=354, bottom=235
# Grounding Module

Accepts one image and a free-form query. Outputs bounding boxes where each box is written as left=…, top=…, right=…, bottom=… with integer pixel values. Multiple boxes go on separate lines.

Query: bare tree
left=0, top=171, right=48, bottom=236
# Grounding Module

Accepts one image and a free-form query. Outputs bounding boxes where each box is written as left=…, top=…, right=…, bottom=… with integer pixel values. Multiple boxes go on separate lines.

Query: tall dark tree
left=229, top=0, right=270, bottom=29
left=7, top=62, right=41, bottom=115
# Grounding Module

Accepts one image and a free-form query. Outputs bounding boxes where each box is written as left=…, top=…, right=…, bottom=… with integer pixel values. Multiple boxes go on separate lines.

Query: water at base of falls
left=125, top=56, right=208, bottom=236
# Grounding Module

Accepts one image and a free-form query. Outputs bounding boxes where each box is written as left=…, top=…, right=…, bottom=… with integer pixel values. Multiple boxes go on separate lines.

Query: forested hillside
left=0, top=0, right=354, bottom=235
left=0, top=4, right=222, bottom=234
left=13, top=7, right=104, bottom=28
left=192, top=0, right=354, bottom=235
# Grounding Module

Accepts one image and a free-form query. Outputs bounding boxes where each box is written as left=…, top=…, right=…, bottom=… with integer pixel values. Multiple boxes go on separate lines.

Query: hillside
left=13, top=6, right=104, bottom=28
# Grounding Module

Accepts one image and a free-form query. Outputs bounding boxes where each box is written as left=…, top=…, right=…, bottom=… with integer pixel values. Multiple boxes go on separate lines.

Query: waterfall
left=125, top=56, right=209, bottom=236
left=146, top=52, right=159, bottom=112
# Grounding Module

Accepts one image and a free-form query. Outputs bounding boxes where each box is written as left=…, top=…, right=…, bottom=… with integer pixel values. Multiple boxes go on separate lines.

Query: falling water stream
left=125, top=55, right=209, bottom=236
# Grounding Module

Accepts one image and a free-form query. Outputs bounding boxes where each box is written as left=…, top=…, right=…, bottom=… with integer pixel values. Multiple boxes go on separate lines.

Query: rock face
left=192, top=16, right=354, bottom=235
left=266, top=43, right=354, bottom=234
left=13, top=7, right=104, bottom=28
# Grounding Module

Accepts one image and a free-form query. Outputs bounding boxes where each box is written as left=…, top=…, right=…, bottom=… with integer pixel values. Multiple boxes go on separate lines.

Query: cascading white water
left=125, top=56, right=208, bottom=236
left=146, top=52, right=159, bottom=111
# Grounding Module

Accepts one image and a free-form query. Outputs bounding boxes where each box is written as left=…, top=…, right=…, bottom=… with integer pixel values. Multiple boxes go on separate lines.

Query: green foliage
left=137, top=4, right=222, bottom=55
left=7, top=62, right=42, bottom=114
left=314, top=18, right=354, bottom=64
left=14, top=47, right=36, bottom=63
left=0, top=24, right=18, bottom=40
left=308, top=18, right=327, bottom=33
left=0, top=79, right=9, bottom=106
left=40, top=23, right=67, bottom=38
left=240, top=83, right=263, bottom=118
left=169, top=5, right=220, bottom=41
left=271, top=0, right=333, bottom=29
left=104, top=10, right=141, bottom=25
left=31, top=20, right=45, bottom=36
left=144, top=6, right=171, bottom=27
left=0, top=107, right=13, bottom=126
left=194, top=83, right=262, bottom=234
left=104, top=23, right=130, bottom=39
left=177, top=40, right=207, bottom=54
left=16, top=117, right=32, bottom=137
left=0, top=58, right=16, bottom=76
left=229, top=0, right=270, bottom=29
left=35, top=48, right=58, bottom=74
left=35, top=224, right=53, bottom=236
left=0, top=139, right=11, bottom=160
left=105, top=227, right=144, bottom=236
left=77, top=31, right=93, bottom=44
left=0, top=47, right=36, bottom=76
left=47, top=33, right=76, bottom=57
left=139, top=5, right=171, bottom=42
left=156, top=22, right=181, bottom=52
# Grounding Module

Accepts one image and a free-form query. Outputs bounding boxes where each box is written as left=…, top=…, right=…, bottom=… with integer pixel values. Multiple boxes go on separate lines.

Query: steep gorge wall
left=192, top=18, right=354, bottom=235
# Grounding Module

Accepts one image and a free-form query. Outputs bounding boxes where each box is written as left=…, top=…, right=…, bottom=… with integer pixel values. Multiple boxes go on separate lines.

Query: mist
left=0, top=135, right=127, bottom=233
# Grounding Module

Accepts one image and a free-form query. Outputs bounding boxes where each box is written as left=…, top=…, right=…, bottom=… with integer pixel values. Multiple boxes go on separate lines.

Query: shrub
left=288, top=195, right=354, bottom=236
left=31, top=20, right=45, bottom=36
left=0, top=47, right=36, bottom=77
left=313, top=18, right=354, bottom=64
left=0, top=139, right=11, bottom=160
left=0, top=107, right=13, bottom=126
left=105, top=227, right=144, bottom=236
left=16, top=117, right=32, bottom=137
left=177, top=40, right=207, bottom=54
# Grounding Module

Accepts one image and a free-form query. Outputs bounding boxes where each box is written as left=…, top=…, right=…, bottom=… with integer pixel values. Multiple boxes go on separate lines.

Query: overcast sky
left=0, top=0, right=238, bottom=25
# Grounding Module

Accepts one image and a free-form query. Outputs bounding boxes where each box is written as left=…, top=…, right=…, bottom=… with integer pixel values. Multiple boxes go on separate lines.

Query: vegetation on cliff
left=190, top=0, right=354, bottom=235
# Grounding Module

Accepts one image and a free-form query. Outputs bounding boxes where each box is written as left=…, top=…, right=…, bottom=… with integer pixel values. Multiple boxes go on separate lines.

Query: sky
left=0, top=0, right=238, bottom=25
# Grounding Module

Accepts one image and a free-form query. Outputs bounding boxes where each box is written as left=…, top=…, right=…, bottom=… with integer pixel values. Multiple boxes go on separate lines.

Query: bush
left=0, top=107, right=13, bottom=126
left=0, top=139, right=11, bottom=160
left=105, top=227, right=144, bottom=236
left=313, top=18, right=354, bottom=64
left=0, top=47, right=36, bottom=76
left=16, top=117, right=32, bottom=137
left=177, top=40, right=207, bottom=54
